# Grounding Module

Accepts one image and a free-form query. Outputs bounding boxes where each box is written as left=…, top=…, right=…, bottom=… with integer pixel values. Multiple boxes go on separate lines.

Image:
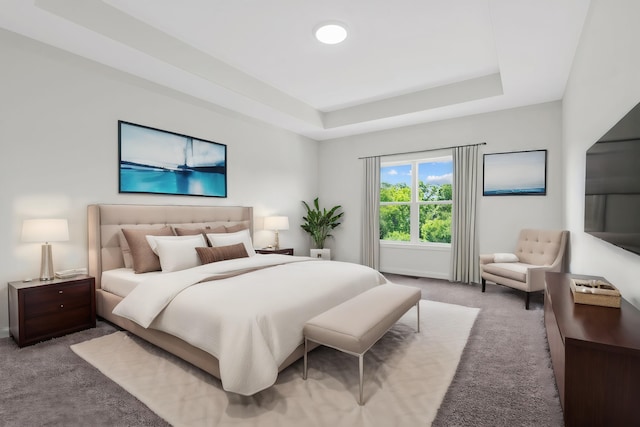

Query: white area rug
left=71, top=300, right=479, bottom=427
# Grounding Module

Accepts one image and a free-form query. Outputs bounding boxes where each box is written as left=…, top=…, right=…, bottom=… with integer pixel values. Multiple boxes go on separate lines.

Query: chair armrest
left=526, top=265, right=556, bottom=292
left=479, top=254, right=495, bottom=266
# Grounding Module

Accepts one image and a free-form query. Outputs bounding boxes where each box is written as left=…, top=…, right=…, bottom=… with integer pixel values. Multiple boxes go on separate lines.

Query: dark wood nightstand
left=255, top=248, right=294, bottom=256
left=8, top=275, right=96, bottom=347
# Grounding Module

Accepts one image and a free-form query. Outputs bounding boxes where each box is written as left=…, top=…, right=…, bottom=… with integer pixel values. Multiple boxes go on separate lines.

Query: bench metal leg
left=416, top=301, right=420, bottom=333
left=303, top=338, right=308, bottom=380
left=358, top=353, right=364, bottom=405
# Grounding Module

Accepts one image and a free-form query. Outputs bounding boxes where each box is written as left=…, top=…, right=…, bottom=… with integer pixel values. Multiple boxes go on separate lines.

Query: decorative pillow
left=224, top=223, right=248, bottom=233
left=121, top=226, right=174, bottom=273
left=206, top=229, right=256, bottom=256
left=146, top=235, right=207, bottom=272
left=145, top=234, right=207, bottom=255
left=493, top=253, right=520, bottom=263
left=195, top=243, right=249, bottom=265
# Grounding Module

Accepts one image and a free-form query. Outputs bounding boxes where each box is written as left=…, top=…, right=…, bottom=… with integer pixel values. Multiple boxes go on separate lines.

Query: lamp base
left=40, top=243, right=54, bottom=281
left=274, top=230, right=280, bottom=250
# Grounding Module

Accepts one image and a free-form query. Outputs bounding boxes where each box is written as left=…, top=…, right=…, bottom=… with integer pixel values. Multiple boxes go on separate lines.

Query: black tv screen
left=584, top=102, right=640, bottom=255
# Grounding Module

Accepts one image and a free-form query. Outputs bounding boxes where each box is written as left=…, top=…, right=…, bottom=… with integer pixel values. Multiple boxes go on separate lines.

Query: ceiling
left=0, top=0, right=591, bottom=141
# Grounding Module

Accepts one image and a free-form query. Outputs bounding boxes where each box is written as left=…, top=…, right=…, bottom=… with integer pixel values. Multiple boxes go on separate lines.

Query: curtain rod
left=357, top=142, right=487, bottom=160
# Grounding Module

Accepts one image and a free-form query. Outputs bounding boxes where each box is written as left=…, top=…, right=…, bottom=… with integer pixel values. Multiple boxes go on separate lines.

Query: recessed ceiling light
left=314, top=23, right=348, bottom=45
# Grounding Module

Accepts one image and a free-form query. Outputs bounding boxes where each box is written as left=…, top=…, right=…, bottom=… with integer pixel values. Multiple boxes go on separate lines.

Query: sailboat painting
left=119, top=121, right=227, bottom=197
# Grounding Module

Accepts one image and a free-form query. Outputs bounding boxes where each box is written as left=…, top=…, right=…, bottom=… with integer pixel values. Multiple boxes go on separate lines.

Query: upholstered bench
left=302, top=283, right=421, bottom=405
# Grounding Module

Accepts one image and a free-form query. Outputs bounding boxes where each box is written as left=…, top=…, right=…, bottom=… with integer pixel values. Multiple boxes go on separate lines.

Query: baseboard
left=381, top=267, right=450, bottom=281
left=0, top=327, right=9, bottom=339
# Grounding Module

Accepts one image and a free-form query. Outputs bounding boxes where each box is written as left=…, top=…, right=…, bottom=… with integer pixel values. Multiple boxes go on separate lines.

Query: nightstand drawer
left=24, top=306, right=93, bottom=339
left=23, top=282, right=91, bottom=317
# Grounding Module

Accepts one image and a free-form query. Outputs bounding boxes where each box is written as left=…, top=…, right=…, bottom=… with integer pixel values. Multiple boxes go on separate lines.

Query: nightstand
left=256, top=248, right=294, bottom=256
left=8, top=275, right=96, bottom=347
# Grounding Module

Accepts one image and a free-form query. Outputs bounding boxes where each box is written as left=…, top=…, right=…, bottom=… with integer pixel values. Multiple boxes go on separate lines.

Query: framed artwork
left=483, top=149, right=547, bottom=196
left=118, top=121, right=227, bottom=198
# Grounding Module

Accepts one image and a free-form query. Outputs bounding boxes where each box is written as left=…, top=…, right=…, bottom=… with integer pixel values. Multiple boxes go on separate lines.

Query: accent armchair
left=480, top=229, right=569, bottom=309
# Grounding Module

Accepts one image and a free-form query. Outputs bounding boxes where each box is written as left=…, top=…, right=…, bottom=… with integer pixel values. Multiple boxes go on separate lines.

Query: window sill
left=380, top=241, right=451, bottom=252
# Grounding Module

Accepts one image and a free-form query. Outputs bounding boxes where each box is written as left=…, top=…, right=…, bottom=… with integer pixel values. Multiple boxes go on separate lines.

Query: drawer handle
left=60, top=304, right=64, bottom=308
left=59, top=290, right=63, bottom=294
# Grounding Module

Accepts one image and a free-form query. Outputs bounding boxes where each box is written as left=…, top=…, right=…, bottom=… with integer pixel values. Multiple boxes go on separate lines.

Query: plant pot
left=310, top=248, right=331, bottom=260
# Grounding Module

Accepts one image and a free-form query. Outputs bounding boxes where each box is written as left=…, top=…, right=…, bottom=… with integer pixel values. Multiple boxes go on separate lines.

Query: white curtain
left=450, top=145, right=480, bottom=283
left=361, top=156, right=380, bottom=269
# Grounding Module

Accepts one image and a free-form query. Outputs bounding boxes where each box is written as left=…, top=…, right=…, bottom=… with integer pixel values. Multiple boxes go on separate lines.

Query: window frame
left=380, top=155, right=453, bottom=246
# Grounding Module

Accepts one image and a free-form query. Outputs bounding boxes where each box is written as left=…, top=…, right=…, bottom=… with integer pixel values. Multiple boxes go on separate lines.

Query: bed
left=87, top=204, right=386, bottom=395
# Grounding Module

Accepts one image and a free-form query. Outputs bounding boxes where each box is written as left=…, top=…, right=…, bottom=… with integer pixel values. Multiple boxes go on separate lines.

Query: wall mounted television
left=584, top=101, right=640, bottom=255
left=119, top=121, right=227, bottom=198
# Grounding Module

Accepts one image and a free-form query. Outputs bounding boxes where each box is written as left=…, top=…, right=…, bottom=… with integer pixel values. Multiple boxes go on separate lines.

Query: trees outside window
left=380, top=157, right=453, bottom=244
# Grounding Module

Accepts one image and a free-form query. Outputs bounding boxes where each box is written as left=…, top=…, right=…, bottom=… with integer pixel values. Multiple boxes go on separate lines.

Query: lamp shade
left=264, top=216, right=289, bottom=231
left=22, top=219, right=69, bottom=243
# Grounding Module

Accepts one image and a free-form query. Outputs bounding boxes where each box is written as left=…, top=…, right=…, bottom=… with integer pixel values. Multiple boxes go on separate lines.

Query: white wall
left=318, top=102, right=564, bottom=278
left=0, top=30, right=318, bottom=335
left=563, top=0, right=640, bottom=308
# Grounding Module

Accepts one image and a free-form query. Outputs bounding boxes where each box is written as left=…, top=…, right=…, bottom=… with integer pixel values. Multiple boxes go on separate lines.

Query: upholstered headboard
left=87, top=204, right=253, bottom=289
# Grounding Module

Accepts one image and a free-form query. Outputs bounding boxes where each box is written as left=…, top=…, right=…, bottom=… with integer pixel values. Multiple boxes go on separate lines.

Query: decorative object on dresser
left=544, top=272, right=640, bottom=426
left=569, top=277, right=621, bottom=308
left=21, top=218, right=69, bottom=281
left=480, top=229, right=568, bottom=309
left=263, top=216, right=289, bottom=250
left=301, top=197, right=343, bottom=259
left=8, top=275, right=96, bottom=347
left=255, top=248, right=294, bottom=255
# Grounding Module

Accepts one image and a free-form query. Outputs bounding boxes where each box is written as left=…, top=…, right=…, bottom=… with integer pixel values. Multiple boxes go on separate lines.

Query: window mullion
left=410, top=161, right=419, bottom=243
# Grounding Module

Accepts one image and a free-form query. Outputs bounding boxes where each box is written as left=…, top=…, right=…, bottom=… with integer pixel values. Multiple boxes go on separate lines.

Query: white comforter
left=112, top=255, right=387, bottom=395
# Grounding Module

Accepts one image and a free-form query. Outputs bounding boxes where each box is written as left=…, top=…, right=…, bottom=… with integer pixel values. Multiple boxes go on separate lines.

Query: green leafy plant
left=301, top=197, right=344, bottom=249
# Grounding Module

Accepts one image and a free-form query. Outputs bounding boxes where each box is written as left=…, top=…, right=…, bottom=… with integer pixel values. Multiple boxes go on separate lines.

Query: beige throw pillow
left=121, top=226, right=174, bottom=273
left=224, top=223, right=248, bottom=233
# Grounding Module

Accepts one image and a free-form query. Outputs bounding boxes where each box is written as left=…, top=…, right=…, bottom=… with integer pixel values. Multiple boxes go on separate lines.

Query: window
left=380, top=156, right=453, bottom=244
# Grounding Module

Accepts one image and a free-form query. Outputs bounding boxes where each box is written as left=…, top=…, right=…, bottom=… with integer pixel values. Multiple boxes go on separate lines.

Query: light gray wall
left=0, top=30, right=318, bottom=335
left=563, top=0, right=640, bottom=308
left=318, top=102, right=564, bottom=278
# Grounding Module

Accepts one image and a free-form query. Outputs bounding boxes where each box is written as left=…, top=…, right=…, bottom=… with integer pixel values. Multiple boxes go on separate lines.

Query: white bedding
left=112, top=255, right=386, bottom=395
left=101, top=268, right=162, bottom=298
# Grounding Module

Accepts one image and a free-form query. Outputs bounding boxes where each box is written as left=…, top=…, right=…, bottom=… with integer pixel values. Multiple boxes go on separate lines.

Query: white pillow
left=145, top=234, right=207, bottom=272
left=206, top=229, right=256, bottom=256
left=493, top=253, right=519, bottom=263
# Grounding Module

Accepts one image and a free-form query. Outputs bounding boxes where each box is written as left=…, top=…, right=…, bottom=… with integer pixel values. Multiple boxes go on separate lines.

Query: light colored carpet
left=71, top=300, right=479, bottom=427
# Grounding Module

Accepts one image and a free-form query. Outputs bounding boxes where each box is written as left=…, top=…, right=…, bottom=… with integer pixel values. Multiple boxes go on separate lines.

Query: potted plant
left=301, top=197, right=344, bottom=259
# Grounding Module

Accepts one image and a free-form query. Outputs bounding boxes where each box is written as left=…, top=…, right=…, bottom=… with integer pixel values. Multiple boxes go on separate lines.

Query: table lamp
left=264, top=216, right=289, bottom=250
left=22, top=219, right=69, bottom=281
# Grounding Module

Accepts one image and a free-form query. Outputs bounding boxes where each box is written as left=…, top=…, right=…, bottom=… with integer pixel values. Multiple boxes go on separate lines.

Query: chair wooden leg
left=358, top=353, right=364, bottom=405
left=481, top=278, right=486, bottom=293
left=303, top=338, right=308, bottom=379
left=525, top=292, right=530, bottom=310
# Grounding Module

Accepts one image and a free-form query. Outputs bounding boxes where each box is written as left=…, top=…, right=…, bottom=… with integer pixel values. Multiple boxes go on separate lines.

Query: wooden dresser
left=8, top=275, right=96, bottom=347
left=544, top=272, right=640, bottom=426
